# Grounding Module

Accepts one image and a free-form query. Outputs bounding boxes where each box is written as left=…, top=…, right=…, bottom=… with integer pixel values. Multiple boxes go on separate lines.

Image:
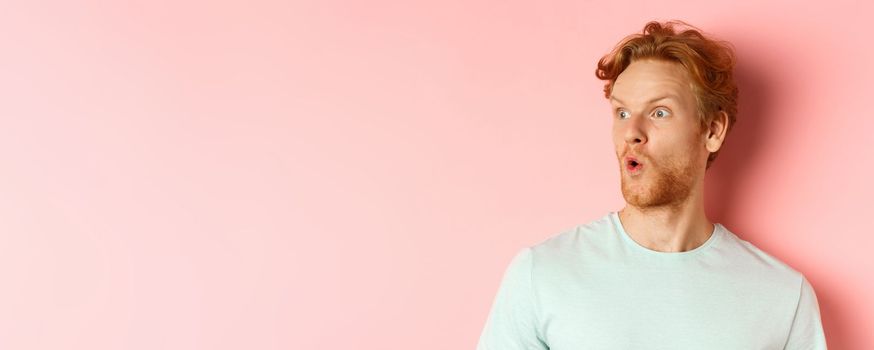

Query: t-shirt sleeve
left=476, top=247, right=549, bottom=350
left=783, top=275, right=828, bottom=350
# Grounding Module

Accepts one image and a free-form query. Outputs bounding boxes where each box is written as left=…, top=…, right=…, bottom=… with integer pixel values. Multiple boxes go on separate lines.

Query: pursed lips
left=625, top=155, right=643, bottom=174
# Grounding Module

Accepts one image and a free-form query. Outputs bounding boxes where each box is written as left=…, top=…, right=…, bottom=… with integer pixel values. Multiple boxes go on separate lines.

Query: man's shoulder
left=714, top=225, right=806, bottom=287
left=525, top=212, right=615, bottom=263
left=719, top=226, right=801, bottom=271
left=535, top=212, right=612, bottom=244
left=522, top=216, right=806, bottom=289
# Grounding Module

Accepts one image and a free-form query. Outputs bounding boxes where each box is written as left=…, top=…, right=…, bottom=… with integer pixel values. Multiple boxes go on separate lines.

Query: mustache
left=620, top=151, right=649, bottom=162
left=619, top=151, right=661, bottom=169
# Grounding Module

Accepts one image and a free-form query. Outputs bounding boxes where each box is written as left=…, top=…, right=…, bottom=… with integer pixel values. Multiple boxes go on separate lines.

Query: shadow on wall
left=702, top=54, right=771, bottom=226
left=703, top=35, right=852, bottom=349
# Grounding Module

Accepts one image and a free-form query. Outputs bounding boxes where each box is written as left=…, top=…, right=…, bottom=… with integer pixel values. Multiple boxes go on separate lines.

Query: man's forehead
left=611, top=60, right=693, bottom=102
left=610, top=93, right=682, bottom=106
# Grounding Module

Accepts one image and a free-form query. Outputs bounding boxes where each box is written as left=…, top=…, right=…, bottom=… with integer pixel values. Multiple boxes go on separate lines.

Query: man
left=476, top=20, right=827, bottom=349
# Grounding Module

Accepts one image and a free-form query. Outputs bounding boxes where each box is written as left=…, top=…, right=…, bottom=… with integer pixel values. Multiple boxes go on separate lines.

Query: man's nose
left=623, top=114, right=647, bottom=145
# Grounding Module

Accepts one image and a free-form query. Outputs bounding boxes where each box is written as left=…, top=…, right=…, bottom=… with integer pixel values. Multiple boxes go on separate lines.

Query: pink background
left=0, top=0, right=871, bottom=349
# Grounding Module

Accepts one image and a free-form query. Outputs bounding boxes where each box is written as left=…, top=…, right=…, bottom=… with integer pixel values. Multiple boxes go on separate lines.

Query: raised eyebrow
left=610, top=95, right=680, bottom=106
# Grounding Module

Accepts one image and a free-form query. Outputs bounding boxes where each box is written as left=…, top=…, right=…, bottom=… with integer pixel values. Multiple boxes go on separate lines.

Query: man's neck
left=617, top=195, right=714, bottom=253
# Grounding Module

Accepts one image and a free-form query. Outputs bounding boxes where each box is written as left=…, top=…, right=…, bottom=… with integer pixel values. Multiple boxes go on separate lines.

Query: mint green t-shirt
left=477, top=212, right=827, bottom=349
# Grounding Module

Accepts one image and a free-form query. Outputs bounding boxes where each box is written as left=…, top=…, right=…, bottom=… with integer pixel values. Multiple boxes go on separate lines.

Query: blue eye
left=618, top=110, right=630, bottom=119
left=654, top=109, right=670, bottom=118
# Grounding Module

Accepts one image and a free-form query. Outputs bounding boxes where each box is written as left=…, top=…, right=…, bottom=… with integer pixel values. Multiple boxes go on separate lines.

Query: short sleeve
left=783, top=275, right=828, bottom=350
left=476, top=247, right=548, bottom=350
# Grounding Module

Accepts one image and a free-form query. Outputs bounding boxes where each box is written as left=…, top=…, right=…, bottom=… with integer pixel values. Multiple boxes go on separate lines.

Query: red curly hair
left=596, top=20, right=738, bottom=169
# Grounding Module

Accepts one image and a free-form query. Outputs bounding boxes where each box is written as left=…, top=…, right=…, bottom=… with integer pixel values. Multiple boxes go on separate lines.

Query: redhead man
left=476, top=20, right=827, bottom=349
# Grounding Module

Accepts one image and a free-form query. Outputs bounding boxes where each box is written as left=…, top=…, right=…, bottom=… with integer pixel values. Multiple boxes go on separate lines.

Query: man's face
left=610, top=59, right=708, bottom=209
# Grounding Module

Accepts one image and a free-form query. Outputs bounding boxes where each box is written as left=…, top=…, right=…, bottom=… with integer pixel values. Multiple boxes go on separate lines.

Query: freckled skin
left=610, top=59, right=709, bottom=210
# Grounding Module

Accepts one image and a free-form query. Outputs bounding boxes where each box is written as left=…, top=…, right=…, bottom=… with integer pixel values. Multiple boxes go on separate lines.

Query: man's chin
left=621, top=183, right=690, bottom=209
left=621, top=180, right=670, bottom=208
left=621, top=192, right=651, bottom=208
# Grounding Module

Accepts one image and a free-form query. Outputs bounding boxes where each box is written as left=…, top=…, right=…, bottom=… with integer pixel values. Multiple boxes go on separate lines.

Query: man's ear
left=705, top=110, right=729, bottom=153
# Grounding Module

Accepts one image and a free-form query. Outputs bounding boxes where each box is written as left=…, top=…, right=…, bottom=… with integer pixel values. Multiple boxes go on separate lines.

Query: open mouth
left=625, top=157, right=643, bottom=173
